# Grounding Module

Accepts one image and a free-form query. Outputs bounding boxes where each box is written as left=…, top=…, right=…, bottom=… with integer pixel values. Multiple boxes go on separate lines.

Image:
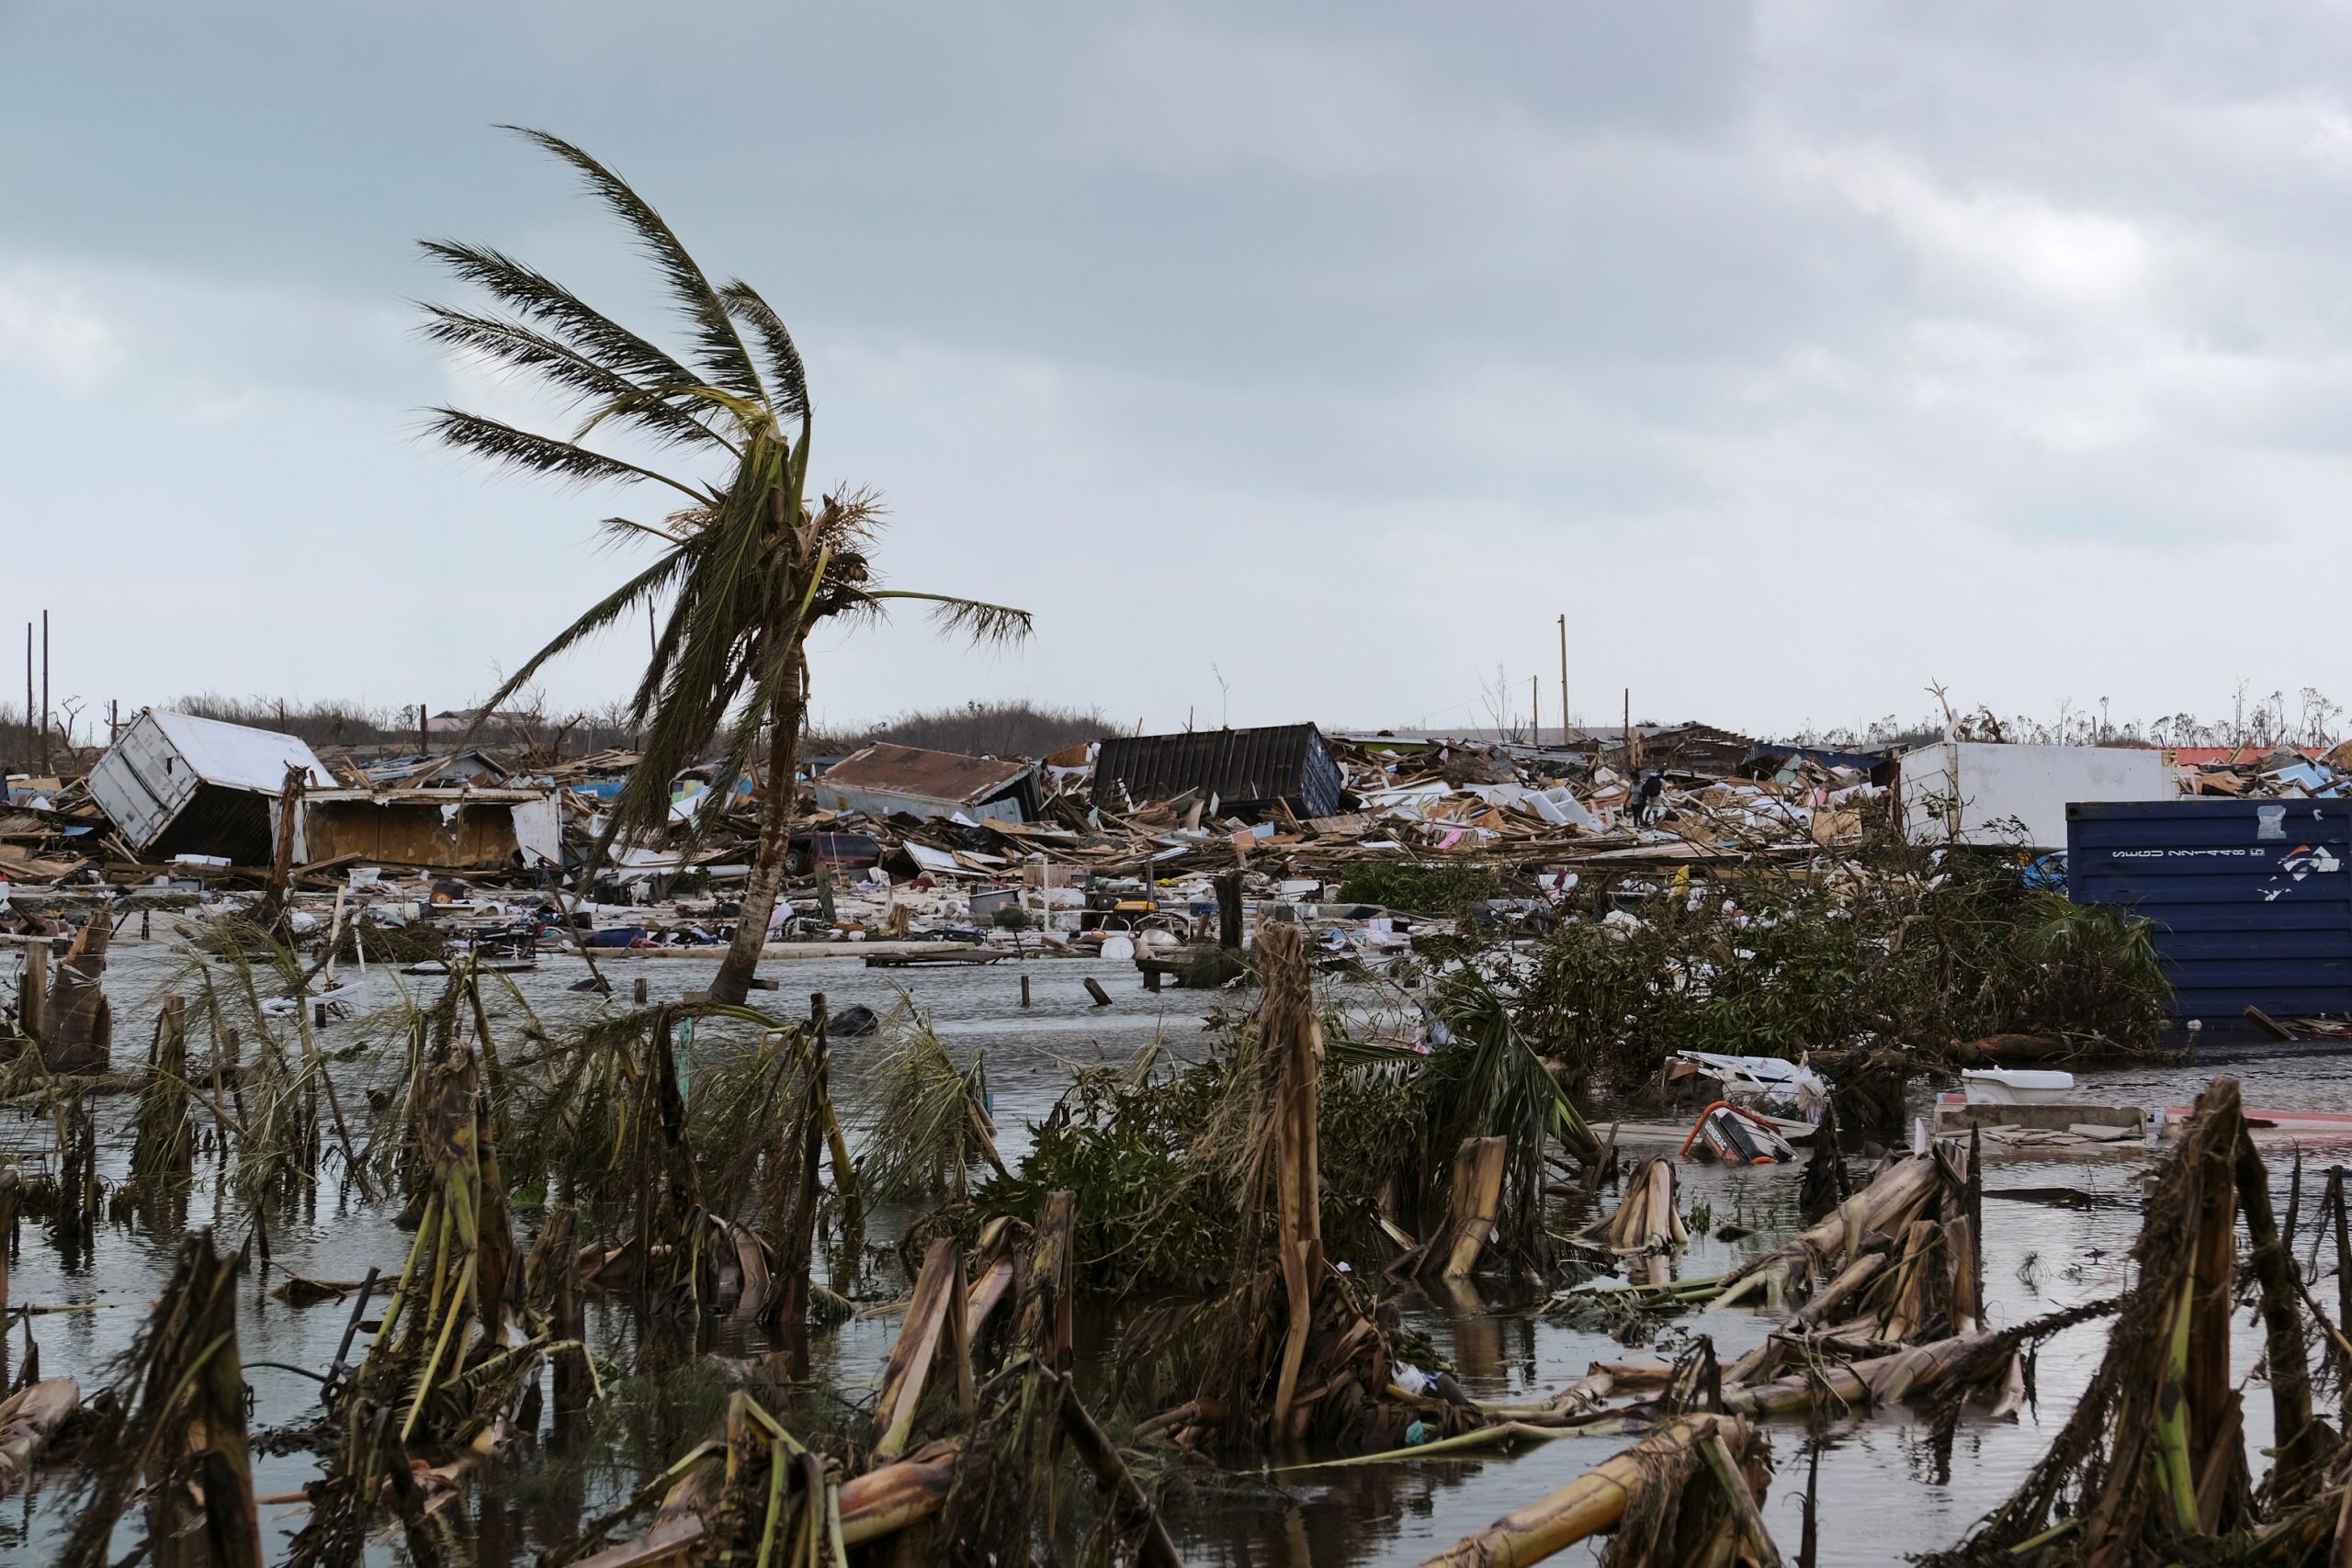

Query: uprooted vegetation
left=1511, top=850, right=2170, bottom=1093
left=1336, top=860, right=1505, bottom=916
left=0, top=855, right=2323, bottom=1568
left=977, top=955, right=1594, bottom=1298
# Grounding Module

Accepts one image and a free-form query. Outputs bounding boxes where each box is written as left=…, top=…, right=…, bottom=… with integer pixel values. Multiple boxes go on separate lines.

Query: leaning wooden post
left=1057, top=1379, right=1185, bottom=1568
left=1214, top=870, right=1245, bottom=951
left=0, top=1167, right=17, bottom=1315
left=2184, top=1079, right=2245, bottom=1534
left=19, top=940, right=46, bottom=1044
left=1260, top=923, right=1324, bottom=1434
left=261, top=761, right=308, bottom=935
left=771, top=996, right=831, bottom=1344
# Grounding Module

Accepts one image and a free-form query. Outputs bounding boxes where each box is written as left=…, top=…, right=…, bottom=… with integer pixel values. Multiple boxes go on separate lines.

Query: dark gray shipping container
left=1091, top=724, right=1344, bottom=820
left=2066, top=798, right=2352, bottom=1021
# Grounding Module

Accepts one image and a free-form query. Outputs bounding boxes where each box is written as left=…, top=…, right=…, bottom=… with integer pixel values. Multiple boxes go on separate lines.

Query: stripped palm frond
left=500, top=127, right=770, bottom=401
left=871, top=589, right=1036, bottom=647
left=854, top=1000, right=1003, bottom=1203
left=718, top=278, right=809, bottom=417
left=56, top=1231, right=258, bottom=1568
left=421, top=406, right=710, bottom=500
left=418, top=312, right=740, bottom=461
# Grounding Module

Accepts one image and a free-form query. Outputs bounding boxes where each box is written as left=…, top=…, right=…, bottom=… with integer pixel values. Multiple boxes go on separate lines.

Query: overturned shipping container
left=87, top=709, right=336, bottom=865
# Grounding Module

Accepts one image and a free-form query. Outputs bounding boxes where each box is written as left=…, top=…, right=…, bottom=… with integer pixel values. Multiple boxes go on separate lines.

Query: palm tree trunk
left=712, top=650, right=805, bottom=1006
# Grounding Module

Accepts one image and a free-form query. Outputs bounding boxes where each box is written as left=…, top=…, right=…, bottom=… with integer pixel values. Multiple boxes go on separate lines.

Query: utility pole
left=1623, top=688, right=1634, bottom=773
left=1557, top=614, right=1570, bottom=749
left=418, top=702, right=429, bottom=757
left=1531, top=674, right=1540, bottom=747
left=39, top=610, right=50, bottom=774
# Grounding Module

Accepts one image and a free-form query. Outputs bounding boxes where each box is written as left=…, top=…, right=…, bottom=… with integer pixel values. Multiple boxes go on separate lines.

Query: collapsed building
left=813, top=742, right=1040, bottom=825
left=16, top=698, right=2352, bottom=1029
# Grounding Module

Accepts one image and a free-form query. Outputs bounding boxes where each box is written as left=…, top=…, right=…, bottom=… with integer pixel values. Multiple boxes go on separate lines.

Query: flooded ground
left=6, top=932, right=2346, bottom=1565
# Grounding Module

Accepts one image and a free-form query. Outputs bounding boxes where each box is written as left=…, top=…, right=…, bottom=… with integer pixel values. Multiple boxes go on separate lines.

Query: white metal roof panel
left=143, top=710, right=334, bottom=793
left=86, top=710, right=335, bottom=852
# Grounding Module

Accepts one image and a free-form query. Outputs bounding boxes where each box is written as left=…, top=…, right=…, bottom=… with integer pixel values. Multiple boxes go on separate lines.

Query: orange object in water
left=1679, top=1100, right=1796, bottom=1165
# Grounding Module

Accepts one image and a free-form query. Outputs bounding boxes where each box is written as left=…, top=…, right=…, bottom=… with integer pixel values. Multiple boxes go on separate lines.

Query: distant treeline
left=810, top=700, right=1112, bottom=759
left=20, top=694, right=1114, bottom=767
left=158, top=694, right=643, bottom=757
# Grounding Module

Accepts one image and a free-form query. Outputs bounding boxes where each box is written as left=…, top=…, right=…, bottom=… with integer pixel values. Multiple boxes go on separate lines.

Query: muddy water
left=6, top=933, right=2349, bottom=1565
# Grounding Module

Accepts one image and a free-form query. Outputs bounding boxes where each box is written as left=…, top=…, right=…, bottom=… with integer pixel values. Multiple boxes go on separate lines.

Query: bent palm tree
left=422, top=129, right=1032, bottom=1003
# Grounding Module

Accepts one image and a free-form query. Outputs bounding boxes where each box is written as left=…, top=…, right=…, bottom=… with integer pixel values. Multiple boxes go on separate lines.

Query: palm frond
left=423, top=408, right=712, bottom=502
left=415, top=305, right=737, bottom=455
left=1429, top=964, right=1600, bottom=1174
left=869, top=590, right=1036, bottom=648
left=718, top=280, right=809, bottom=420
left=592, top=438, right=792, bottom=843
left=417, top=239, right=703, bottom=393
left=471, top=546, right=695, bottom=739
left=503, top=127, right=770, bottom=406
left=854, top=1000, right=1001, bottom=1201
left=597, top=515, right=688, bottom=548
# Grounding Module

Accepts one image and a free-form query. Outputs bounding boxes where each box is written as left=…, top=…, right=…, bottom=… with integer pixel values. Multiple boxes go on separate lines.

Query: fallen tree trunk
left=1418, top=1412, right=1769, bottom=1568
left=1577, top=1155, right=1686, bottom=1253
left=1427, top=1135, right=1509, bottom=1280
left=1721, top=1329, right=2015, bottom=1419
left=1714, top=1148, right=1946, bottom=1305
left=574, top=1447, right=961, bottom=1567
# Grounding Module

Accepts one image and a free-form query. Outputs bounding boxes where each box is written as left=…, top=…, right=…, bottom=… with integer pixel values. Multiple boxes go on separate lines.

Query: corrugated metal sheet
left=1092, top=725, right=1343, bottom=819
left=2067, top=799, right=2352, bottom=1020
left=815, top=744, right=1035, bottom=822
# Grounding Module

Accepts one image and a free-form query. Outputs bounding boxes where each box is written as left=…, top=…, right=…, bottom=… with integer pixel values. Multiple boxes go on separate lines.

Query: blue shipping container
left=2066, top=798, right=2352, bottom=1020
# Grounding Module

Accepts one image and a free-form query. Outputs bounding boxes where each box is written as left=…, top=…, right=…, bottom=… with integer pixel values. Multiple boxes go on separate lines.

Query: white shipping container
left=1897, top=741, right=2176, bottom=851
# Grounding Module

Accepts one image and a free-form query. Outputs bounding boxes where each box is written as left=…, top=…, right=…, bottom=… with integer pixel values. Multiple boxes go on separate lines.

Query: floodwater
left=5, top=931, right=2347, bottom=1565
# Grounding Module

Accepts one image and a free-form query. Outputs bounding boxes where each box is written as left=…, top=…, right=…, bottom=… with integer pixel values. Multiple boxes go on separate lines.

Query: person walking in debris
left=1634, top=771, right=1667, bottom=827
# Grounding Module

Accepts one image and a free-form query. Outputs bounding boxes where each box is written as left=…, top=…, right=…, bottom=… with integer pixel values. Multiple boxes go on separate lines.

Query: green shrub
left=1337, top=860, right=1501, bottom=914
left=1508, top=853, right=2168, bottom=1090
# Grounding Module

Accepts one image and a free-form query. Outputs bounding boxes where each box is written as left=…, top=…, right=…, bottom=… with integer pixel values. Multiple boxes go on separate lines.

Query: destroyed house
left=296, top=788, right=563, bottom=871
left=1092, top=724, right=1344, bottom=820
left=87, top=709, right=336, bottom=865
left=813, top=743, right=1040, bottom=825
left=1578, top=722, right=1758, bottom=778
left=364, top=750, right=512, bottom=789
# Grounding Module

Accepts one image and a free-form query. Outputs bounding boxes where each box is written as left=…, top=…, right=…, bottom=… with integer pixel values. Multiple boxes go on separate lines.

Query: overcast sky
left=4, top=4, right=2346, bottom=743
